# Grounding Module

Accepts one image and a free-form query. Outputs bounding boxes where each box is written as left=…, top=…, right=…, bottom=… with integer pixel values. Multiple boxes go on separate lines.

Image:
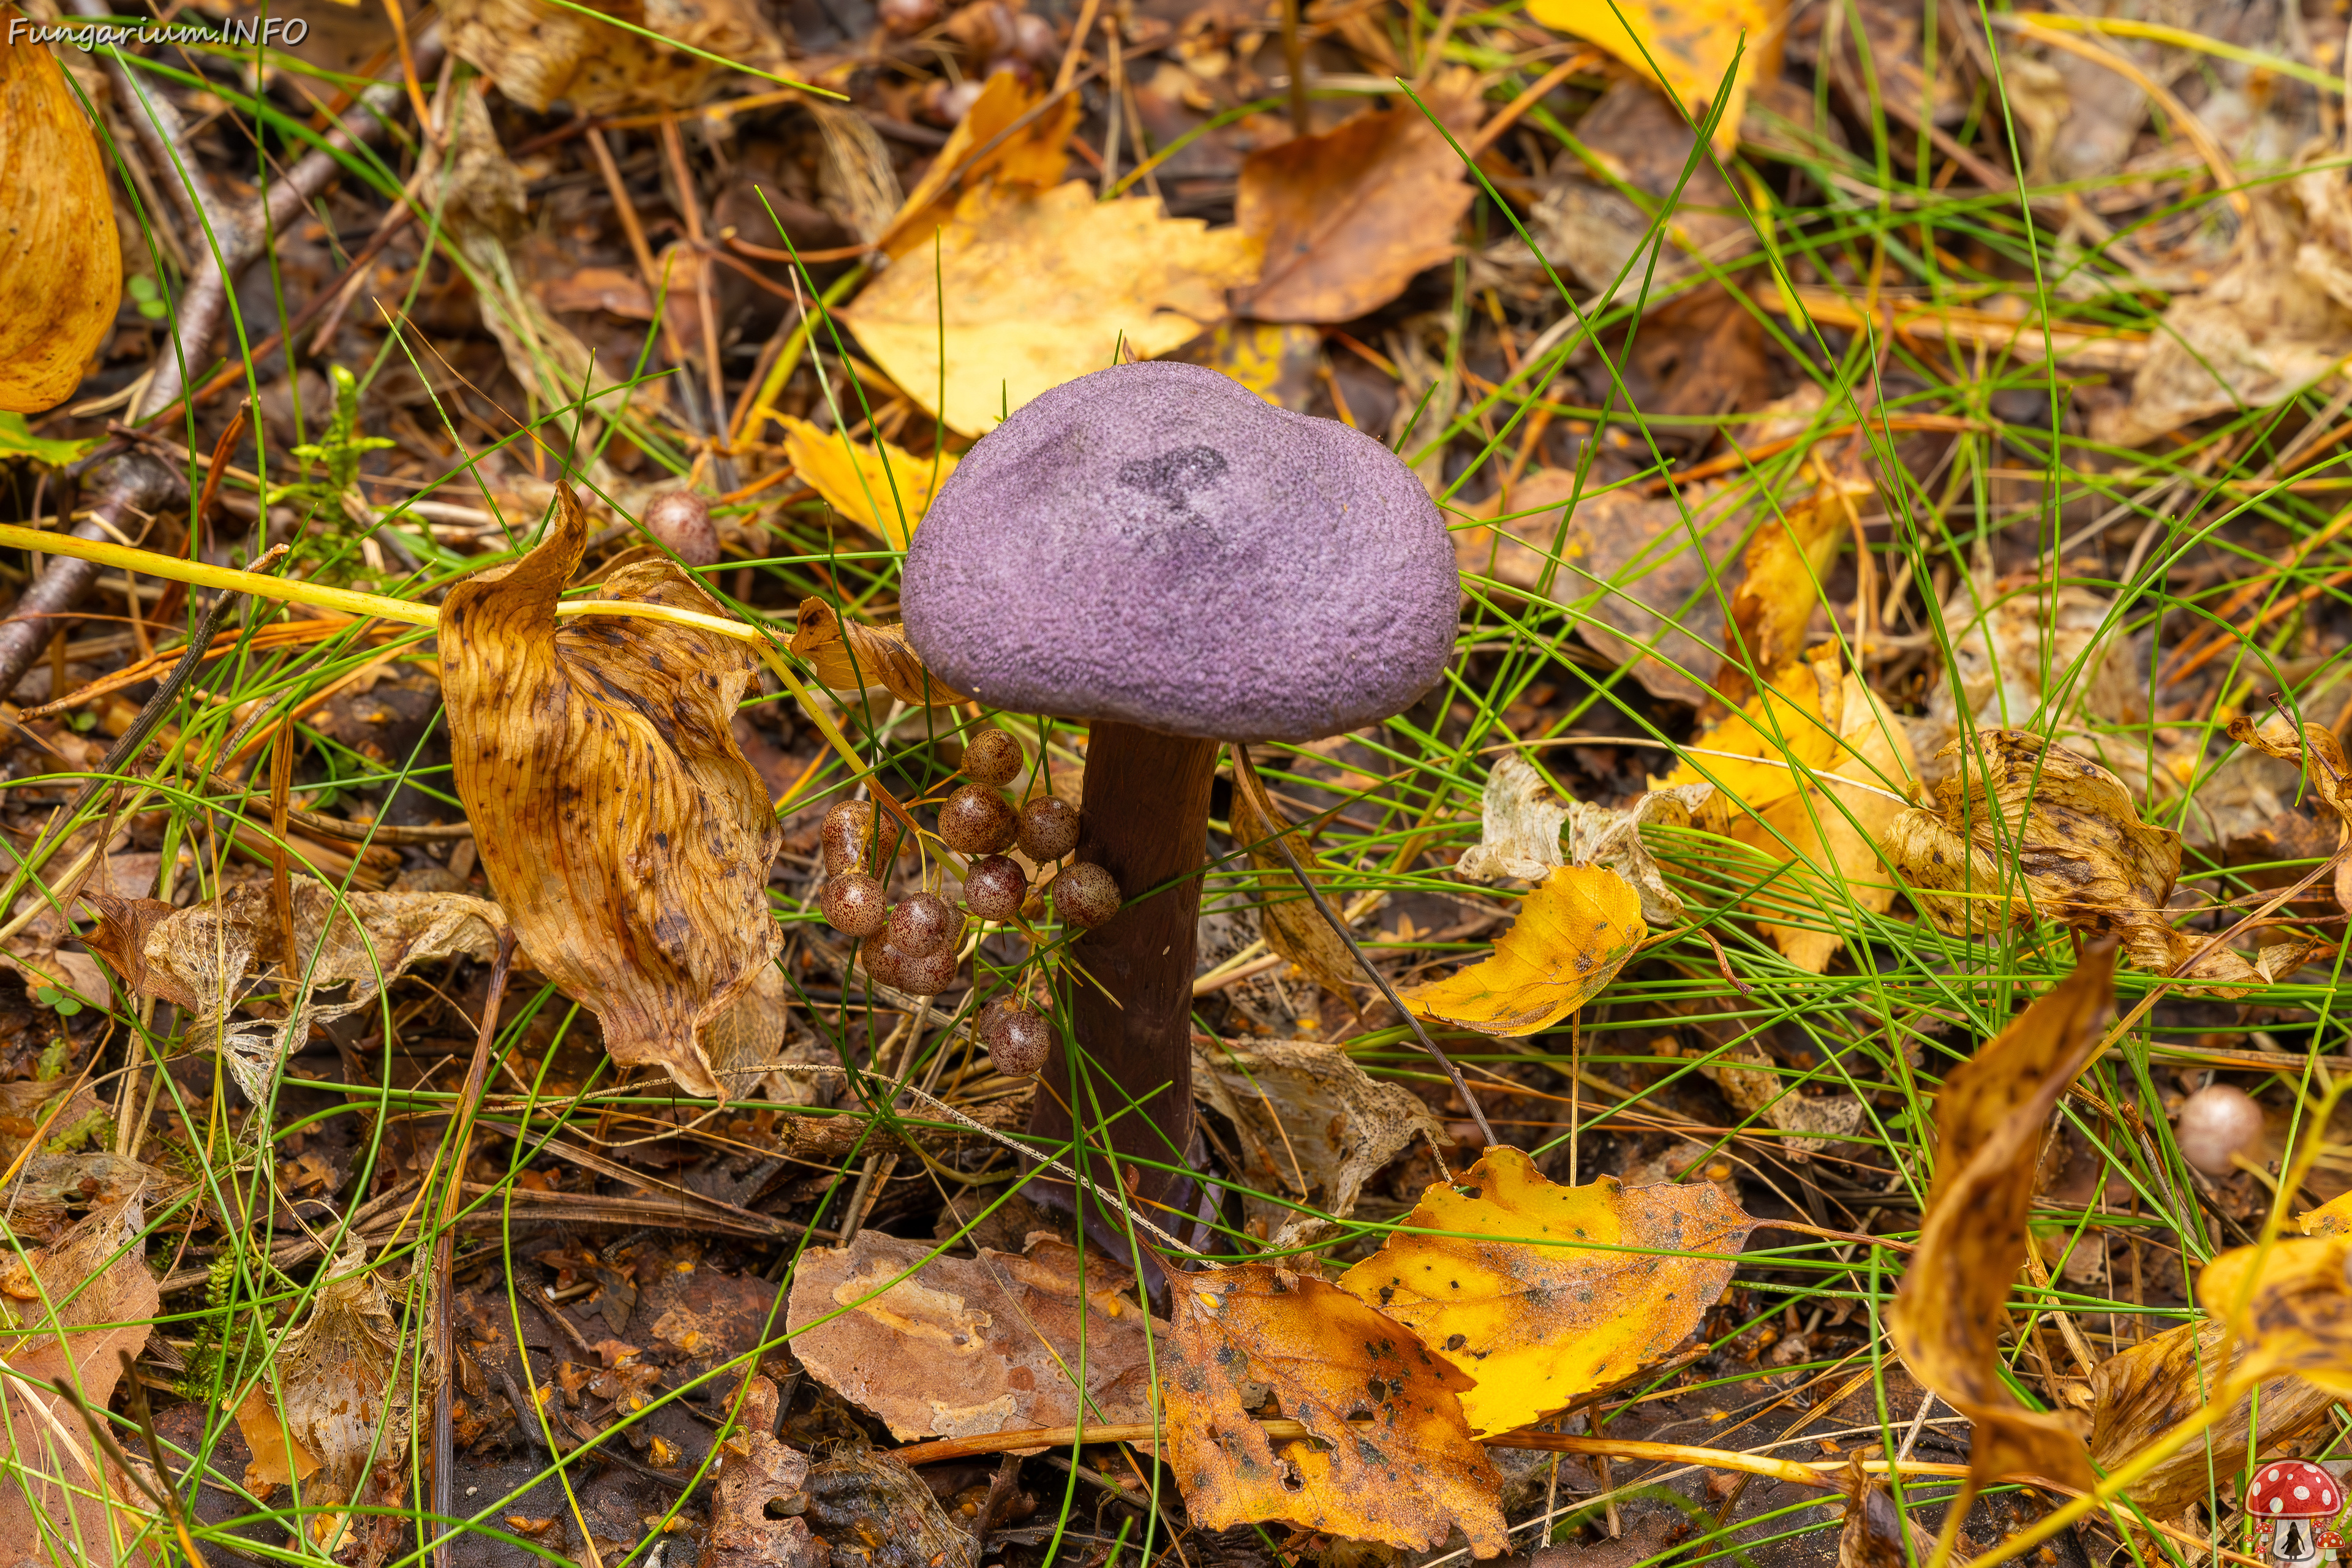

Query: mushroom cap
left=901, top=361, right=1458, bottom=744
left=2250, top=1461, right=2340, bottom=1518
left=2175, top=1082, right=2265, bottom=1175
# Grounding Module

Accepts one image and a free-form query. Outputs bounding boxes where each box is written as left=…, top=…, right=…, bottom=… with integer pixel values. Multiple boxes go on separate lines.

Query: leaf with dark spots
left=1164, top=1262, right=1504, bottom=1554
left=439, top=481, right=784, bottom=1099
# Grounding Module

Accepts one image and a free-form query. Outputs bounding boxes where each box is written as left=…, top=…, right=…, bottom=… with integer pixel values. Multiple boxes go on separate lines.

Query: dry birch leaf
left=1713, top=467, right=1863, bottom=710
left=2198, top=1232, right=2352, bottom=1400
left=0, top=9, right=121, bottom=413
left=879, top=68, right=1080, bottom=259
left=774, top=417, right=957, bottom=548
left=1233, top=86, right=1481, bottom=324
left=1397, top=864, right=1645, bottom=1036
left=440, top=481, right=783, bottom=1099
left=2226, top=713, right=2352, bottom=914
left=788, top=597, right=966, bottom=706
left=1164, top=1263, right=1506, bottom=1555
left=1528, top=0, right=1784, bottom=156
left=1337, top=1145, right=1754, bottom=1437
left=437, top=0, right=787, bottom=114
left=0, top=1199, right=159, bottom=1567
left=843, top=180, right=1261, bottom=437
left=786, top=1231, right=1161, bottom=1442
left=1886, top=944, right=2112, bottom=1491
left=1455, top=754, right=1572, bottom=884
left=1457, top=755, right=1706, bottom=926
left=2086, top=1317, right=2334, bottom=1515
left=1230, top=747, right=1357, bottom=997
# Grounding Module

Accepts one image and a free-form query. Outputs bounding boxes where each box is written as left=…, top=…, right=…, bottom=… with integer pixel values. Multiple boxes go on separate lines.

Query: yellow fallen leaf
left=787, top=597, right=965, bottom=706
left=1164, top=1262, right=1506, bottom=1555
left=1525, top=0, right=1784, bottom=156
left=1338, top=1145, right=1754, bottom=1437
left=878, top=68, right=1079, bottom=259
left=2085, top=1317, right=2334, bottom=1515
left=774, top=417, right=956, bottom=549
left=1395, top=864, right=1644, bottom=1036
left=1887, top=944, right=2111, bottom=1492
left=1660, top=649, right=1847, bottom=816
left=2301, top=1190, right=2352, bottom=1235
left=2199, top=1233, right=2352, bottom=1400
left=1, top=7, right=122, bottom=413
left=1714, top=465, right=1866, bottom=709
left=843, top=180, right=1262, bottom=437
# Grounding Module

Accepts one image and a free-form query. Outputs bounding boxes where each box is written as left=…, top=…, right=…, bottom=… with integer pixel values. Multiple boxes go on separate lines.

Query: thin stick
left=1235, top=745, right=1493, bottom=1145
left=432, top=928, right=519, bottom=1568
left=1281, top=0, right=1308, bottom=135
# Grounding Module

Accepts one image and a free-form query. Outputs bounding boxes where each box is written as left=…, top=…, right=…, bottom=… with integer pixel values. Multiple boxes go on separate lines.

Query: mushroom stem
left=1036, top=720, right=1218, bottom=1219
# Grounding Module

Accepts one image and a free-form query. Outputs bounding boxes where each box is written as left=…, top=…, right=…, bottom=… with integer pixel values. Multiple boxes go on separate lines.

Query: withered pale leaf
left=1880, top=729, right=2261, bottom=988
left=1232, top=85, right=1481, bottom=325
left=1192, top=1039, right=1446, bottom=1242
left=1886, top=944, right=2112, bottom=1491
left=238, top=1242, right=403, bottom=1540
left=1679, top=1036, right=1864, bottom=1158
left=775, top=417, right=957, bottom=549
left=0, top=9, right=121, bottom=414
left=1165, top=1262, right=1506, bottom=1555
left=0, top=1198, right=159, bottom=1566
left=438, top=0, right=788, bottom=115
left=785, top=1231, right=1161, bottom=1442
left=86, top=879, right=504, bottom=1107
left=1455, top=754, right=1570, bottom=884
left=1337, top=1145, right=1753, bottom=1438
left=440, top=481, right=783, bottom=1099
left=2086, top=1317, right=2334, bottom=1515
left=843, top=180, right=1261, bottom=437
left=1397, top=864, right=1645, bottom=1036
left=704, top=1376, right=826, bottom=1568
left=2198, top=1233, right=2352, bottom=1400
left=788, top=597, right=966, bottom=707
left=1230, top=747, right=1357, bottom=997
left=1, top=1153, right=176, bottom=1243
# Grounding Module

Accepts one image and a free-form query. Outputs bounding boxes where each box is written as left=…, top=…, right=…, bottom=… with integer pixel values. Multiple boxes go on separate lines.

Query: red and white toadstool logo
left=2249, top=1462, right=2342, bottom=1567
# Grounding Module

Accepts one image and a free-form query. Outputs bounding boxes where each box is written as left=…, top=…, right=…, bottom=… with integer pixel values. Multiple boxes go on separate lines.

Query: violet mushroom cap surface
left=900, top=360, right=1457, bottom=742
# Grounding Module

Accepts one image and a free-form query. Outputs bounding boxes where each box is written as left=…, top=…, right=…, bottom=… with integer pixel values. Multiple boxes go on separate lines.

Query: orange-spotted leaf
left=1396, top=864, right=1643, bottom=1036
left=1337, top=1145, right=1753, bottom=1437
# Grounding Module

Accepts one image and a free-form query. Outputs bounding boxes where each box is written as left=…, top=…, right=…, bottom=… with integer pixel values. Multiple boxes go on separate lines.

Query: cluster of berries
left=813, top=727, right=1120, bottom=1078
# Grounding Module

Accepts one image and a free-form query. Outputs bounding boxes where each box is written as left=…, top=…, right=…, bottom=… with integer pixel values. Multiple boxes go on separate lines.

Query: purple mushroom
left=901, top=360, right=1458, bottom=1220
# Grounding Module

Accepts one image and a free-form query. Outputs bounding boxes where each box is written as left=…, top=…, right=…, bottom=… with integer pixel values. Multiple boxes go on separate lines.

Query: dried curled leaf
left=788, top=597, right=966, bottom=706
left=785, top=1231, right=1161, bottom=1442
left=704, top=1375, right=826, bottom=1568
left=1165, top=1262, right=1506, bottom=1555
left=2227, top=713, right=2352, bottom=914
left=1881, top=729, right=2262, bottom=989
left=1231, top=747, right=1357, bottom=997
left=1397, top=864, right=1645, bottom=1036
left=2086, top=1317, right=2334, bottom=1515
left=1887, top=944, right=2112, bottom=1491
left=1193, top=1038, right=1447, bottom=1242
left=1838, top=1465, right=1937, bottom=1568
left=1, top=9, right=121, bottom=413
left=775, top=417, right=958, bottom=549
left=1339, top=1145, right=1752, bottom=1437
left=1455, top=754, right=1570, bottom=884
left=246, top=1241, right=405, bottom=1524
left=1681, top=1038, right=1864, bottom=1158
left=2198, top=1233, right=2352, bottom=1400
left=438, top=0, right=788, bottom=115
left=0, top=1198, right=158, bottom=1567
left=440, top=481, right=783, bottom=1099
left=1458, top=756, right=1709, bottom=921
left=86, top=879, right=503, bottom=1107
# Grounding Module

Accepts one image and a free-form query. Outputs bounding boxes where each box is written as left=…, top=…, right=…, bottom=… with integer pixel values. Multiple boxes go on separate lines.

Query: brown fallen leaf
left=1192, top=1038, right=1447, bottom=1244
left=843, top=179, right=1262, bottom=437
left=2085, top=1317, right=2334, bottom=1515
left=86, top=879, right=504, bottom=1108
left=1528, top=0, right=1784, bottom=156
left=0, top=1153, right=177, bottom=1244
left=1879, top=730, right=2269, bottom=987
left=703, top=1374, right=826, bottom=1568
left=1886, top=943, right=2112, bottom=1492
left=0, top=1198, right=160, bottom=1567
left=2197, top=1232, right=2352, bottom=1400
left=879, top=68, right=1082, bottom=260
left=774, top=416, right=958, bottom=549
left=787, top=596, right=966, bottom=707
left=1336, top=1145, right=1754, bottom=1437
left=437, top=0, right=788, bottom=115
left=1164, top=1262, right=1507, bottom=1555
left=785, top=1231, right=1161, bottom=1442
left=1233, top=84, right=1481, bottom=324
left=805, top=1446, right=976, bottom=1568
left=2225, top=714, right=2352, bottom=914
left=1230, top=746, right=1357, bottom=998
left=0, top=8, right=120, bottom=415
left=1673, top=1033, right=1864, bottom=1158
left=1838, top=1463, right=1937, bottom=1568
left=439, top=481, right=783, bottom=1099
left=1397, top=864, right=1645, bottom=1036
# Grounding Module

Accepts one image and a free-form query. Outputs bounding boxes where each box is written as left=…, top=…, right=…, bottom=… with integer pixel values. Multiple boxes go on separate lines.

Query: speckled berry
left=642, top=489, right=719, bottom=568
left=980, top=997, right=1049, bottom=1076
left=890, top=891, right=960, bottom=958
left=820, top=800, right=873, bottom=873
left=938, top=782, right=1016, bottom=856
left=818, top=872, right=887, bottom=937
left=1015, top=796, right=1079, bottom=862
left=1052, top=862, right=1120, bottom=928
left=962, top=856, right=1027, bottom=922
left=897, top=943, right=960, bottom=995
left=959, top=727, right=1023, bottom=788
left=859, top=933, right=905, bottom=989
